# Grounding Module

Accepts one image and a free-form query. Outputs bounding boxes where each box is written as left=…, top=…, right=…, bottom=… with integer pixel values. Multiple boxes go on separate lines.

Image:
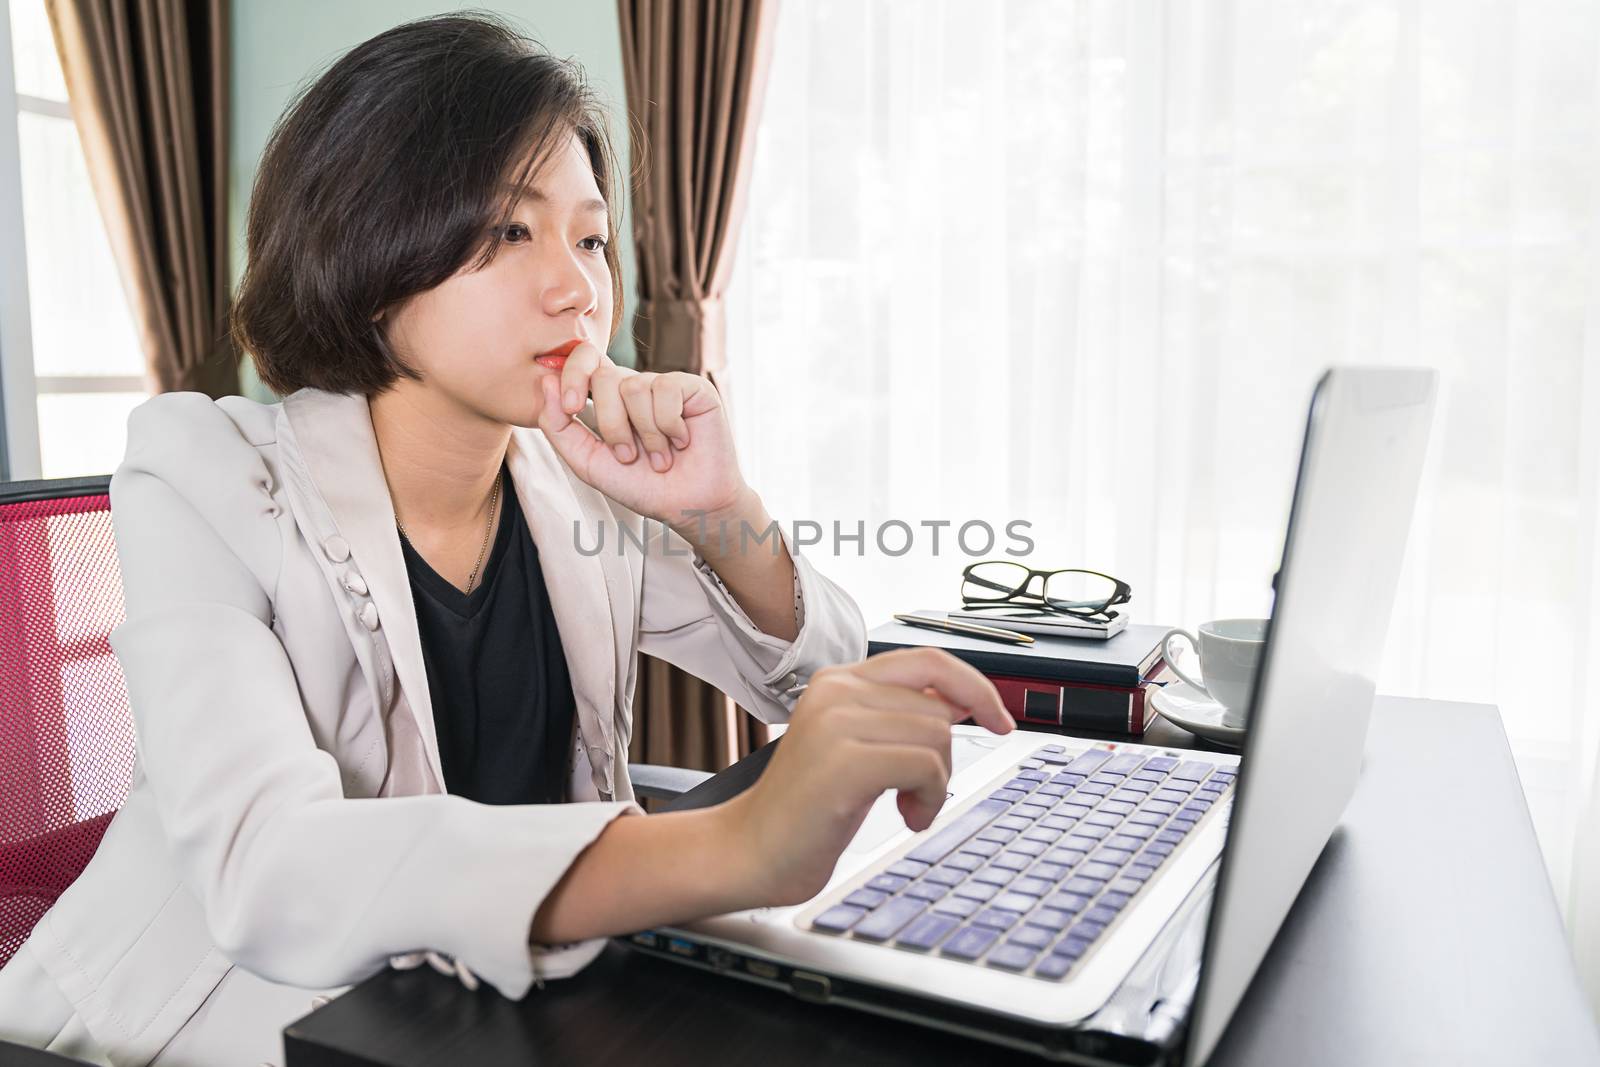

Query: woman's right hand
left=720, top=647, right=1015, bottom=908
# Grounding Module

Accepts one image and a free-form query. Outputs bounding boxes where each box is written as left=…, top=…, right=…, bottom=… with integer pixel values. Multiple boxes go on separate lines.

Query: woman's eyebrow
left=503, top=185, right=607, bottom=215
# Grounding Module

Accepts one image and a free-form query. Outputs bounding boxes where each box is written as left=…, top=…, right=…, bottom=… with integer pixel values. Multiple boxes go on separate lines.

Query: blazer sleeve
left=107, top=395, right=640, bottom=999
left=622, top=505, right=868, bottom=723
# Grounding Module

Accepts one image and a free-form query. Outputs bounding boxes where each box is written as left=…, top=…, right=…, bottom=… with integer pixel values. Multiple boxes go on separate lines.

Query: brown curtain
left=618, top=0, right=778, bottom=773
left=45, top=0, right=238, bottom=398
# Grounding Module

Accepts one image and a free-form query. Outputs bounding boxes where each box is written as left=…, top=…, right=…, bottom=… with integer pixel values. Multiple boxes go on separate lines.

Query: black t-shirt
left=400, top=468, right=575, bottom=805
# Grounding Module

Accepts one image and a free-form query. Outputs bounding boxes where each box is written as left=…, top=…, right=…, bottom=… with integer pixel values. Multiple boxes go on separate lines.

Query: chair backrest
left=0, top=476, right=136, bottom=969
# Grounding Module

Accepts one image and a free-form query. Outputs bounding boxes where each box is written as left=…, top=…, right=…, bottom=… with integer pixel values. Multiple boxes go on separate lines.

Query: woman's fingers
left=557, top=340, right=606, bottom=415
left=587, top=363, right=640, bottom=462
left=653, top=374, right=693, bottom=449
left=619, top=373, right=673, bottom=471
left=848, top=647, right=1013, bottom=734
left=835, top=740, right=951, bottom=832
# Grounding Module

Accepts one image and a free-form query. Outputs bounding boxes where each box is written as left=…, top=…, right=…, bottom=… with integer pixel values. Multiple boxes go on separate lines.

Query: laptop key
left=1170, top=760, right=1215, bottom=782
left=972, top=908, right=1020, bottom=930
left=1010, top=839, right=1049, bottom=857
left=906, top=797, right=1011, bottom=865
left=1053, top=936, right=1093, bottom=960
left=1132, top=769, right=1167, bottom=784
left=1156, top=830, right=1185, bottom=845
left=953, top=881, right=1000, bottom=901
left=1144, top=756, right=1180, bottom=772
left=993, top=851, right=1033, bottom=871
left=1022, top=827, right=1063, bottom=845
left=977, top=827, right=1017, bottom=845
left=1116, top=823, right=1155, bottom=840
left=904, top=882, right=948, bottom=902
left=988, top=943, right=1039, bottom=971
left=1070, top=918, right=1107, bottom=941
left=1099, top=800, right=1136, bottom=816
left=1142, top=801, right=1177, bottom=816
left=972, top=866, right=1017, bottom=886
left=1078, top=862, right=1121, bottom=882
left=996, top=815, right=1032, bottom=831
left=1031, top=862, right=1071, bottom=882
left=1085, top=812, right=1122, bottom=829
left=1045, top=892, right=1091, bottom=914
left=1099, top=892, right=1132, bottom=911
left=895, top=912, right=961, bottom=951
left=1125, top=863, right=1157, bottom=882
left=1107, top=835, right=1146, bottom=853
left=1152, top=789, right=1190, bottom=805
left=940, top=925, right=1001, bottom=961
left=1127, top=811, right=1165, bottom=826
left=1076, top=782, right=1113, bottom=797
left=1103, top=753, right=1147, bottom=775
left=1017, top=768, right=1050, bottom=782
left=813, top=905, right=868, bottom=933
left=945, top=853, right=984, bottom=872
left=1110, top=877, right=1144, bottom=896
left=999, top=778, right=1037, bottom=794
left=1035, top=953, right=1076, bottom=980
left=852, top=897, right=927, bottom=941
left=933, top=895, right=981, bottom=918
left=966, top=838, right=1004, bottom=856
left=989, top=789, right=1027, bottom=804
left=1013, top=804, right=1050, bottom=820
left=1027, top=907, right=1073, bottom=931
left=1040, top=815, right=1076, bottom=831
left=1091, top=847, right=1134, bottom=868
left=1008, top=925, right=1053, bottom=950
left=887, top=860, right=930, bottom=879
left=867, top=874, right=910, bottom=893
left=1011, top=877, right=1053, bottom=897
left=1064, top=749, right=1113, bottom=775
left=843, top=888, right=889, bottom=909
left=991, top=891, right=1040, bottom=913
left=1045, top=848, right=1088, bottom=867
left=1063, top=875, right=1106, bottom=895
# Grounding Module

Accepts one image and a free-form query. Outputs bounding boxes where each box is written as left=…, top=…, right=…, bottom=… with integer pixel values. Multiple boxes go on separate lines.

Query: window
left=3, top=0, right=147, bottom=480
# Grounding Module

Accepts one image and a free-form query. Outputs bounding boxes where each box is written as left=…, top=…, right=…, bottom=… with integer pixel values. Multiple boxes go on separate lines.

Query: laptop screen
left=1183, top=368, right=1436, bottom=1064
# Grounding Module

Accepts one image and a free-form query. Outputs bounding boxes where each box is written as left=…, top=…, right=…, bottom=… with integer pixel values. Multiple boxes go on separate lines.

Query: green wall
left=230, top=1, right=638, bottom=401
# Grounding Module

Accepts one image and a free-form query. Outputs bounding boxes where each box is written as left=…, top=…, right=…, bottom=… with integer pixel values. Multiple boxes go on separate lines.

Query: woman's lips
left=535, top=338, right=583, bottom=368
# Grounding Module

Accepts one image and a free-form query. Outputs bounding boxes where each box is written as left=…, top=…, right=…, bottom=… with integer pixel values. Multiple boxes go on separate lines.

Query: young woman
left=0, top=14, right=1011, bottom=1065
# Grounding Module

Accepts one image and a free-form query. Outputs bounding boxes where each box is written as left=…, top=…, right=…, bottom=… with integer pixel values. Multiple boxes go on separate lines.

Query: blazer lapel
left=277, top=388, right=624, bottom=800
left=279, top=388, right=444, bottom=788
left=506, top=427, right=620, bottom=798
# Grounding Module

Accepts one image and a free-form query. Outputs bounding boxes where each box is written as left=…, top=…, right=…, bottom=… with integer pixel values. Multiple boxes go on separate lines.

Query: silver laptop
left=627, top=367, right=1437, bottom=1065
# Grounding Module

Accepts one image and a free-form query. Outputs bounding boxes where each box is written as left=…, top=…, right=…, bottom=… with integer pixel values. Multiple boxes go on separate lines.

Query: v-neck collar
left=399, top=463, right=517, bottom=617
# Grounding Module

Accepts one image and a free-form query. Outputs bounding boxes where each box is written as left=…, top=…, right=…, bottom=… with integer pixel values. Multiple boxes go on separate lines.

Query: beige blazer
left=0, top=387, right=867, bottom=1066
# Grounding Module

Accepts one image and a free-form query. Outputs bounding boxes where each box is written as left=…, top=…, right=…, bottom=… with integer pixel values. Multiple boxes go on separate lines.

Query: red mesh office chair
left=0, top=477, right=135, bottom=973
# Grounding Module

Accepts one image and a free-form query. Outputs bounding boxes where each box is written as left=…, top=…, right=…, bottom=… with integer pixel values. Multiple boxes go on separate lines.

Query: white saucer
left=1150, top=681, right=1247, bottom=748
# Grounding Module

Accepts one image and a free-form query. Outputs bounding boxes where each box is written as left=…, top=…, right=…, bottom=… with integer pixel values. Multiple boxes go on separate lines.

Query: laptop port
left=666, top=937, right=697, bottom=958
left=706, top=947, right=736, bottom=970
left=789, top=970, right=831, bottom=1003
left=745, top=959, right=780, bottom=980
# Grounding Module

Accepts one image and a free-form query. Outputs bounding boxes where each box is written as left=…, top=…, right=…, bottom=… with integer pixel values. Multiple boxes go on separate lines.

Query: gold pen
left=892, top=612, right=1035, bottom=646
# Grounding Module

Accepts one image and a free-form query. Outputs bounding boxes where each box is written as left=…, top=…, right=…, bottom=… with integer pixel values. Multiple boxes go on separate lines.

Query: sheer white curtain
left=724, top=0, right=1600, bottom=1007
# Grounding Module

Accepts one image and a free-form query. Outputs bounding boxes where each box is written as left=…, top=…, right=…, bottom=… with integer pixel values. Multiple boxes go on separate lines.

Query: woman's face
left=379, top=130, right=614, bottom=428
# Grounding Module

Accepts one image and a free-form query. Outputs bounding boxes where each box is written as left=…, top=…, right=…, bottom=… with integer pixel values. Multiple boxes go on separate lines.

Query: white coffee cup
left=1160, top=618, right=1268, bottom=729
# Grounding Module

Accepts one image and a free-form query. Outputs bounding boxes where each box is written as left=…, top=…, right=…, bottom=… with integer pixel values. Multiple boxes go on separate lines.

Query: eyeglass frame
left=958, top=561, right=1133, bottom=621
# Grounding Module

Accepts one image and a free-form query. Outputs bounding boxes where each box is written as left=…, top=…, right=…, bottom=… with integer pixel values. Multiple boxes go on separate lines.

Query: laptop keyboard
left=808, top=745, right=1235, bottom=981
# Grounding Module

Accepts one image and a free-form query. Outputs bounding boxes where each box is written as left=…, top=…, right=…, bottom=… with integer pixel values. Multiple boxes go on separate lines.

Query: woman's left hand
left=535, top=341, right=750, bottom=530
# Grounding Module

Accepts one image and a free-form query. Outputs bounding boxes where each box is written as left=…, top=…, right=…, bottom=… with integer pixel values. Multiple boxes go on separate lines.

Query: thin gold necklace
left=396, top=471, right=502, bottom=595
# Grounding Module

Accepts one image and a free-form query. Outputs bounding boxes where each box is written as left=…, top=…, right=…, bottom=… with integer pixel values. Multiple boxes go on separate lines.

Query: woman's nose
left=540, top=248, right=599, bottom=319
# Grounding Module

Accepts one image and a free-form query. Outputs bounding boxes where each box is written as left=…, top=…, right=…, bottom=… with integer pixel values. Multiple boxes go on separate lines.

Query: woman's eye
left=580, top=236, right=608, bottom=253
left=496, top=223, right=531, bottom=244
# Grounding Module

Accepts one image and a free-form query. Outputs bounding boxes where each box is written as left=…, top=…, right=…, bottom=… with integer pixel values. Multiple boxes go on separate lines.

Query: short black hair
left=233, top=12, right=626, bottom=397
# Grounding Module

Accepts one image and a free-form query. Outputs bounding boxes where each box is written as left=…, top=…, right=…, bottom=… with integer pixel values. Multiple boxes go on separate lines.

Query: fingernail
left=670, top=435, right=688, bottom=449
left=564, top=389, right=579, bottom=411
left=613, top=442, right=635, bottom=463
left=649, top=451, right=668, bottom=472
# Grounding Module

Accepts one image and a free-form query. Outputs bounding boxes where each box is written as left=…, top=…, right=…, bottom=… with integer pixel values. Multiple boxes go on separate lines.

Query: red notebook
left=987, top=661, right=1176, bottom=735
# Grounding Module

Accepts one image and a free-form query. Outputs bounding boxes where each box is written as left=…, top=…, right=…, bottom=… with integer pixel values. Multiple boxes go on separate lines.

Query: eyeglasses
left=959, top=561, right=1132, bottom=621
